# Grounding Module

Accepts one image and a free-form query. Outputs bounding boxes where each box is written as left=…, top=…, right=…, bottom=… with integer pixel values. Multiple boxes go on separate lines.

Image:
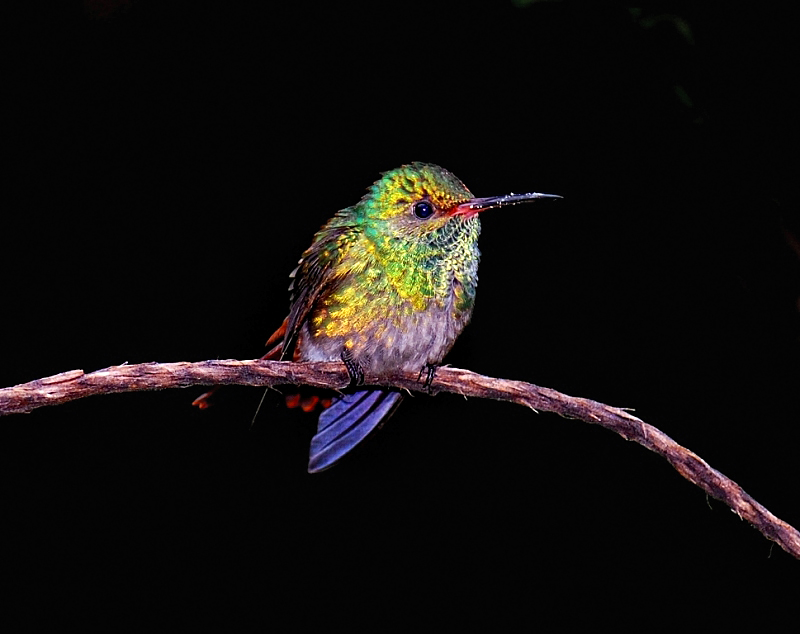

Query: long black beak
left=454, top=191, right=562, bottom=216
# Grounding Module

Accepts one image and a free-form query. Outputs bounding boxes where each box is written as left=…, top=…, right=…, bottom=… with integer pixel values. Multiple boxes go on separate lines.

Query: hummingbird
left=195, top=163, right=559, bottom=472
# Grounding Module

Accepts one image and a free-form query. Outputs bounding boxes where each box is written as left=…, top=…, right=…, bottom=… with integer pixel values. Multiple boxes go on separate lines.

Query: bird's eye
left=412, top=201, right=434, bottom=219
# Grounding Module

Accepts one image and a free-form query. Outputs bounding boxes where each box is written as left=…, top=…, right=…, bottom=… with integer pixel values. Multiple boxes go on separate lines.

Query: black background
left=4, top=1, right=798, bottom=625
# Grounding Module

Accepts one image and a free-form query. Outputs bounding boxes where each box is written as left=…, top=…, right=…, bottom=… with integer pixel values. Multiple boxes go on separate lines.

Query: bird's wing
left=282, top=217, right=358, bottom=358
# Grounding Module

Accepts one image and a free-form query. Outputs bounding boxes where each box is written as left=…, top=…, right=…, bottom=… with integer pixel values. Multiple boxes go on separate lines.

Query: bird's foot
left=341, top=350, right=365, bottom=386
left=418, top=363, right=438, bottom=393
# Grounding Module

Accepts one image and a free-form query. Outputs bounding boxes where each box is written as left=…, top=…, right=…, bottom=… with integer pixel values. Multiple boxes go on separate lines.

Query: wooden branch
left=1, top=359, right=798, bottom=559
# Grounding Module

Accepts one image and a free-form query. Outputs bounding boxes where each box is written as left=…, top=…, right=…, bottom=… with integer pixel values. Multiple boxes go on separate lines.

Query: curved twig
left=1, top=359, right=797, bottom=559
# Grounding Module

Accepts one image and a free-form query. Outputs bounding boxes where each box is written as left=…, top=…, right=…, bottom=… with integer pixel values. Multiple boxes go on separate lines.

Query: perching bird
left=195, top=163, right=559, bottom=472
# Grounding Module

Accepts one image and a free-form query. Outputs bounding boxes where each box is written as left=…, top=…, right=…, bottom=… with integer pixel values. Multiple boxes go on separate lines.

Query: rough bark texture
left=2, top=359, right=798, bottom=559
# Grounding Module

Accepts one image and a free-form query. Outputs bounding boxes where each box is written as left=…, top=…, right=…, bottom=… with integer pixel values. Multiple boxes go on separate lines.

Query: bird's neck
left=364, top=216, right=481, bottom=308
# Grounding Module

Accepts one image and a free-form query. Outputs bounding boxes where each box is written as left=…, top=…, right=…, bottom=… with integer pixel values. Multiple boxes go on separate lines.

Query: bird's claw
left=341, top=350, right=365, bottom=386
left=418, top=363, right=438, bottom=393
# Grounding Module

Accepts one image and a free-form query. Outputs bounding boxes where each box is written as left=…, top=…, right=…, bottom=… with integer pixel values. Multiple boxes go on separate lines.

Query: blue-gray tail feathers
left=308, top=389, right=403, bottom=473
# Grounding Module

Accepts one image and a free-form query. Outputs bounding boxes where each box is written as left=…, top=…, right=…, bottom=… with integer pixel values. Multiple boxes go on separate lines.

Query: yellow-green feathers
left=286, top=163, right=481, bottom=372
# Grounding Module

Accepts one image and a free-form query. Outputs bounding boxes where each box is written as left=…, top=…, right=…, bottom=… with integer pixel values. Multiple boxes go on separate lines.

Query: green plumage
left=285, top=163, right=480, bottom=374
left=270, top=162, right=559, bottom=472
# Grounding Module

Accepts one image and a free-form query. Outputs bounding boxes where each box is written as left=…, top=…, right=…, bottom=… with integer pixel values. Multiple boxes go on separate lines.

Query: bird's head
left=358, top=162, right=560, bottom=244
